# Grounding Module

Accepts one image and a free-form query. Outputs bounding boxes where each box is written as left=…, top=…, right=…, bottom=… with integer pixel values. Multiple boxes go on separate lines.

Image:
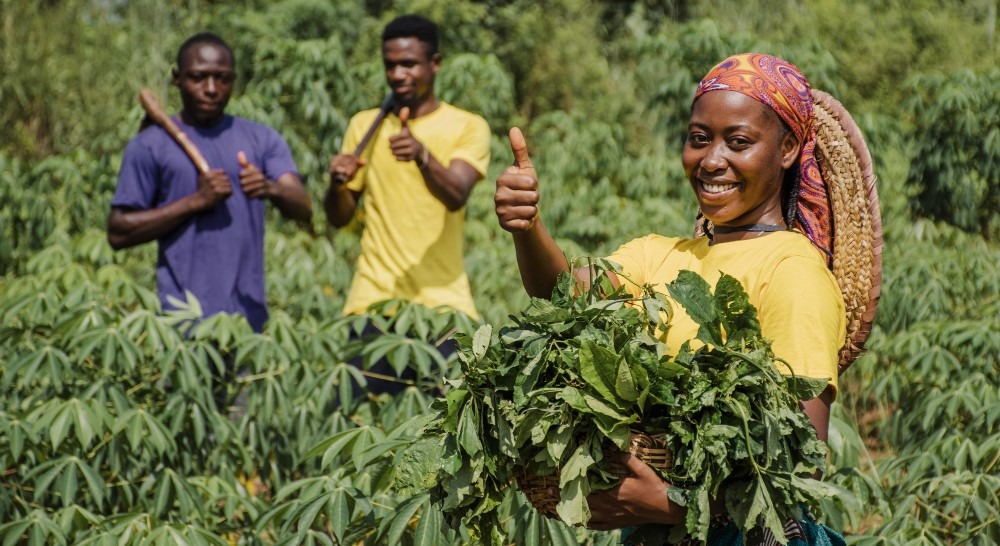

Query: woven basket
left=517, top=431, right=671, bottom=519
left=810, top=90, right=883, bottom=373
left=694, top=90, right=882, bottom=373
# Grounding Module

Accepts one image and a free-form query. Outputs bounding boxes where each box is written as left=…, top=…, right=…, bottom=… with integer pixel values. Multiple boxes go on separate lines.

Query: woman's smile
left=699, top=180, right=739, bottom=195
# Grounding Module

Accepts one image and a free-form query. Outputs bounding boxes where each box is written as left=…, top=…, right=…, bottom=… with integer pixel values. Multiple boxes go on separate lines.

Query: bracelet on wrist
left=418, top=148, right=430, bottom=169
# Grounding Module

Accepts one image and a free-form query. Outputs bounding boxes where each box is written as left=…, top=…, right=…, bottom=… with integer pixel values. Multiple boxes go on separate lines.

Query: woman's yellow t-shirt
left=607, top=231, right=845, bottom=398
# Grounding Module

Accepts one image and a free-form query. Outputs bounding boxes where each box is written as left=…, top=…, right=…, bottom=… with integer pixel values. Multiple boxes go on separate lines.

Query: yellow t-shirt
left=607, top=231, right=845, bottom=397
left=341, top=103, right=490, bottom=319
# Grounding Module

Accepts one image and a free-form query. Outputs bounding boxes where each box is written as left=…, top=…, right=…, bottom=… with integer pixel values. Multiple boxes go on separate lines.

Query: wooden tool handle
left=351, top=94, right=396, bottom=157
left=138, top=88, right=211, bottom=174
left=333, top=94, right=396, bottom=184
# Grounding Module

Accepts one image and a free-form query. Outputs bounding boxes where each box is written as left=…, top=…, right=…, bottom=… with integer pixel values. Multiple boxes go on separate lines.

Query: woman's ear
left=780, top=132, right=801, bottom=170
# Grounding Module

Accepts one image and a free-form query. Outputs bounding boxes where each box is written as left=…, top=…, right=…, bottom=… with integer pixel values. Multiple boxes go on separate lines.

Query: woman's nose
left=701, top=143, right=727, bottom=171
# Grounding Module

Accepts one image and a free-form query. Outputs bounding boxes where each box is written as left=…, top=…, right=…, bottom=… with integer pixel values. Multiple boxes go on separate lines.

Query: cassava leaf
left=426, top=259, right=829, bottom=543
left=578, top=341, right=621, bottom=406
left=667, top=270, right=723, bottom=346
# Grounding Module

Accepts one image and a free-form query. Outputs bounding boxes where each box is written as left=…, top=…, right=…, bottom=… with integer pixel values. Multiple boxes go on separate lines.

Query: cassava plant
left=405, top=260, right=834, bottom=545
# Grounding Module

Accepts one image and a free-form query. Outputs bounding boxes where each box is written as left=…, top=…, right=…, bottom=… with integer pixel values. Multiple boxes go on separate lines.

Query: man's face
left=382, top=37, right=439, bottom=109
left=173, top=42, right=235, bottom=127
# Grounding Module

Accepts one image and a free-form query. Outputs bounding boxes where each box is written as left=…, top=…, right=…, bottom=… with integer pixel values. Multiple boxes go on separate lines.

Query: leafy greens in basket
left=400, top=260, right=834, bottom=544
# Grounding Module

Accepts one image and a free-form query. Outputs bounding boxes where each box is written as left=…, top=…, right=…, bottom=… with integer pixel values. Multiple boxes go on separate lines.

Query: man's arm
left=414, top=154, right=481, bottom=211
left=107, top=169, right=232, bottom=250
left=324, top=182, right=361, bottom=228
left=325, top=154, right=364, bottom=227
left=237, top=152, right=311, bottom=221
left=388, top=107, right=484, bottom=211
left=267, top=173, right=312, bottom=221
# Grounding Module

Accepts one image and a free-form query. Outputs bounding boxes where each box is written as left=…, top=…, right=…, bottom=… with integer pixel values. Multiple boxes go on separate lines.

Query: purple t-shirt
left=112, top=115, right=299, bottom=332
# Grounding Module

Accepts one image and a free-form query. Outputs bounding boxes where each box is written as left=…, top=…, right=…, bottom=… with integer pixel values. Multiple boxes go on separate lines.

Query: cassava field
left=1, top=0, right=998, bottom=544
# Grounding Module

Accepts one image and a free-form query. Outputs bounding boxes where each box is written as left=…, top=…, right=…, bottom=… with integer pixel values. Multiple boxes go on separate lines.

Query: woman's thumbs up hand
left=495, top=127, right=540, bottom=233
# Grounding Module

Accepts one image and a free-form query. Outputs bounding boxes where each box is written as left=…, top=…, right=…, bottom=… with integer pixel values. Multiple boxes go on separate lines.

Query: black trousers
left=348, top=319, right=456, bottom=398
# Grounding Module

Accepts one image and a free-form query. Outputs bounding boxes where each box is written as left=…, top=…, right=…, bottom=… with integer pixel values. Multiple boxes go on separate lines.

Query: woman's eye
left=687, top=134, right=709, bottom=145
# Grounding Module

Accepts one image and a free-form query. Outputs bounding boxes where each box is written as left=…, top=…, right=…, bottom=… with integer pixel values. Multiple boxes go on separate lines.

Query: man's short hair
left=382, top=15, right=438, bottom=57
left=176, top=32, right=235, bottom=69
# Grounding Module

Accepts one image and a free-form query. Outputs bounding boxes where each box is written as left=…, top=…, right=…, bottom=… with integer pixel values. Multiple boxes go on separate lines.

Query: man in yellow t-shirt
left=325, top=15, right=490, bottom=395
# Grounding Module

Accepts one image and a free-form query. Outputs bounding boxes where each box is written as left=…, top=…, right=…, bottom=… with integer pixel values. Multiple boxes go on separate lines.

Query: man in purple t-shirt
left=108, top=33, right=311, bottom=333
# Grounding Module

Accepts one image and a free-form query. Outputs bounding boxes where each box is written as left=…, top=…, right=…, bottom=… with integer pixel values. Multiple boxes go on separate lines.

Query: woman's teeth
left=702, top=182, right=737, bottom=194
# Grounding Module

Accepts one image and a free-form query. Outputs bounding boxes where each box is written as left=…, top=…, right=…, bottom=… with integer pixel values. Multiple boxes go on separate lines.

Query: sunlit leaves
left=113, top=409, right=176, bottom=456
left=6, top=344, right=72, bottom=391
left=438, top=53, right=516, bottom=129
left=71, top=325, right=141, bottom=373
left=27, top=398, right=108, bottom=452
left=0, top=1, right=997, bottom=544
left=26, top=455, right=107, bottom=510
left=259, top=473, right=370, bottom=545
left=0, top=509, right=68, bottom=546
left=906, top=70, right=1000, bottom=239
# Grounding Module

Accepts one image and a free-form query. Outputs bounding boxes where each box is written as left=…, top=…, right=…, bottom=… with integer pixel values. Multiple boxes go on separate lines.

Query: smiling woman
left=683, top=90, right=797, bottom=238
left=688, top=54, right=835, bottom=264
left=492, top=52, right=878, bottom=545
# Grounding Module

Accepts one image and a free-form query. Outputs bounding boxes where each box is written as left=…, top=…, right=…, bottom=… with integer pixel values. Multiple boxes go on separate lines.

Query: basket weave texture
left=810, top=90, right=883, bottom=373
left=517, top=431, right=671, bottom=519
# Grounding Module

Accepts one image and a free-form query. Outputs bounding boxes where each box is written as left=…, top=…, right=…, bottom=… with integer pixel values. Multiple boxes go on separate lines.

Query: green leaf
left=578, top=341, right=620, bottom=406
left=472, top=324, right=492, bottom=359
left=350, top=427, right=379, bottom=471
left=294, top=493, right=332, bottom=540
left=412, top=500, right=443, bottom=545
left=309, top=427, right=364, bottom=468
left=783, top=375, right=830, bottom=401
left=329, top=489, right=351, bottom=542
left=76, top=458, right=107, bottom=508
left=385, top=493, right=427, bottom=545
left=555, top=445, right=595, bottom=526
left=49, top=403, right=73, bottom=450
left=667, top=270, right=722, bottom=345
left=58, top=460, right=79, bottom=507
left=615, top=356, right=640, bottom=402
left=458, top=404, right=483, bottom=457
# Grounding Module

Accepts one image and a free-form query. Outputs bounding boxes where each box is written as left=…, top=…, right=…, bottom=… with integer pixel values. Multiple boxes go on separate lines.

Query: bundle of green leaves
left=398, top=260, right=833, bottom=544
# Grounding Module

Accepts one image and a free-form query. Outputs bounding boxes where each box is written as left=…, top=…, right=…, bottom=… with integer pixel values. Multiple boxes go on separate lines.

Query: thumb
left=237, top=151, right=249, bottom=168
left=622, top=453, right=654, bottom=478
left=398, top=106, right=410, bottom=128
left=509, top=127, right=533, bottom=170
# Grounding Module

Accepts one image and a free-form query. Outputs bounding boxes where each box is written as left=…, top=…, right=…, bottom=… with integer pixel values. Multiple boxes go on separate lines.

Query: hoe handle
left=139, top=88, right=211, bottom=174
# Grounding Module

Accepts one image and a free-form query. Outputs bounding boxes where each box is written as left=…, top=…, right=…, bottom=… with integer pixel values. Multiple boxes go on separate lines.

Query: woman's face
left=682, top=90, right=800, bottom=230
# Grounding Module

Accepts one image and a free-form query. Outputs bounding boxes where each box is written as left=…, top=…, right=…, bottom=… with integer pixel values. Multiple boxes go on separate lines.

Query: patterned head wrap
left=694, top=53, right=832, bottom=262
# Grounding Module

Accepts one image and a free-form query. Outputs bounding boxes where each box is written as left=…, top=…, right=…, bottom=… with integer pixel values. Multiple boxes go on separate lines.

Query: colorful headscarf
left=694, top=53, right=832, bottom=263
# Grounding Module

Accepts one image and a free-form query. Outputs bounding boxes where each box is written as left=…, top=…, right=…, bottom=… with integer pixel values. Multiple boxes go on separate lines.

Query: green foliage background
left=1, top=0, right=998, bottom=544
